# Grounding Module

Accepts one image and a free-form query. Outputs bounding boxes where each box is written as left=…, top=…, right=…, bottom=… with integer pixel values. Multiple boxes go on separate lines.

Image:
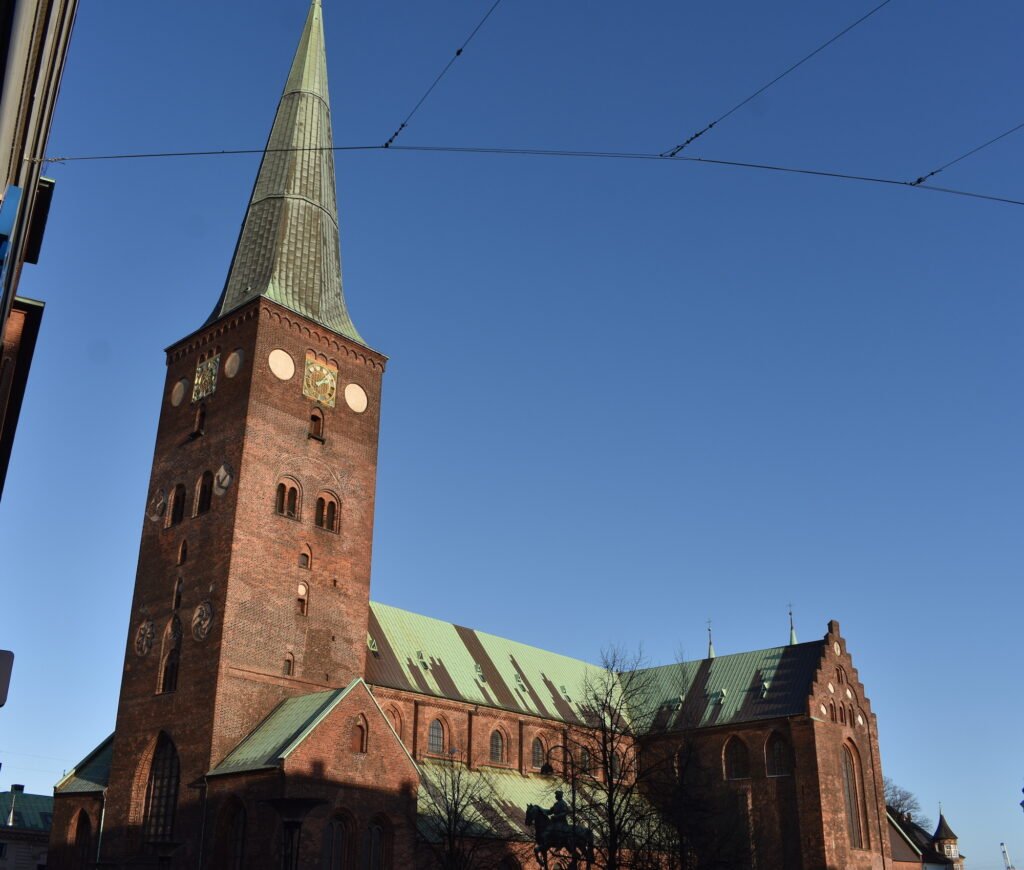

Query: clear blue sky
left=2, top=1, right=1022, bottom=865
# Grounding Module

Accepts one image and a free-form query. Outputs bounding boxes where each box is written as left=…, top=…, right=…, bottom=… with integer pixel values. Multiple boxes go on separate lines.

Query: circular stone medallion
left=192, top=601, right=214, bottom=641
left=134, top=620, right=155, bottom=656
left=170, top=379, right=189, bottom=407
left=344, top=383, right=368, bottom=413
left=224, top=349, right=244, bottom=378
left=268, top=349, right=295, bottom=380
left=147, top=488, right=167, bottom=522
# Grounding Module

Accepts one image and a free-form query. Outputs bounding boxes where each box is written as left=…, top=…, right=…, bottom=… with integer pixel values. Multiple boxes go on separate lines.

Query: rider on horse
left=549, top=790, right=571, bottom=834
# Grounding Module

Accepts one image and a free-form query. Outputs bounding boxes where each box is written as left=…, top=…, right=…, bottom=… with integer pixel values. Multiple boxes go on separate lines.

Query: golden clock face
left=303, top=359, right=337, bottom=407
left=192, top=355, right=220, bottom=402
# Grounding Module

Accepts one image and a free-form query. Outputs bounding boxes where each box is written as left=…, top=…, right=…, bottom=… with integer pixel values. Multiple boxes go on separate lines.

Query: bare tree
left=418, top=751, right=508, bottom=870
left=884, top=778, right=931, bottom=829
left=557, top=646, right=676, bottom=870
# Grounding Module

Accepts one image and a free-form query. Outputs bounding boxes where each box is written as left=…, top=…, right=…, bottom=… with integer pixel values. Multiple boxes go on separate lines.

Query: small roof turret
left=933, top=813, right=957, bottom=842
left=209, top=0, right=365, bottom=344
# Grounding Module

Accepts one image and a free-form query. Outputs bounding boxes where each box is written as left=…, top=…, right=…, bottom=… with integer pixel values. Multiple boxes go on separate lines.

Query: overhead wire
left=909, top=119, right=1024, bottom=185
left=382, top=0, right=504, bottom=148
left=661, top=0, right=895, bottom=157
left=38, top=142, right=1024, bottom=207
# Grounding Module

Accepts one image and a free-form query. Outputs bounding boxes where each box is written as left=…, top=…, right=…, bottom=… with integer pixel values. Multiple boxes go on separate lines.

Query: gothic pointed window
left=841, top=743, right=866, bottom=848
left=70, top=810, right=92, bottom=870
left=296, top=582, right=308, bottom=616
left=323, top=811, right=354, bottom=869
left=169, top=484, right=186, bottom=526
left=365, top=816, right=391, bottom=870
left=195, top=471, right=213, bottom=515
left=724, top=736, right=750, bottom=780
left=765, top=732, right=792, bottom=777
left=490, top=730, right=505, bottom=764
left=172, top=579, right=182, bottom=611
left=143, top=733, right=180, bottom=843
left=428, top=719, right=444, bottom=755
left=213, top=797, right=246, bottom=870
left=351, top=716, right=368, bottom=754
left=177, top=540, right=188, bottom=565
left=283, top=652, right=294, bottom=677
left=531, top=737, right=545, bottom=769
left=158, top=618, right=182, bottom=694
left=192, top=403, right=206, bottom=437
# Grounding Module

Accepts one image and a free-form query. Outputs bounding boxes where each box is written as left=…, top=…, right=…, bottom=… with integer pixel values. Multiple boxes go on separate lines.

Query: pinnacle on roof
left=208, top=0, right=365, bottom=344
left=789, top=605, right=798, bottom=646
left=933, top=813, right=957, bottom=842
left=707, top=621, right=715, bottom=659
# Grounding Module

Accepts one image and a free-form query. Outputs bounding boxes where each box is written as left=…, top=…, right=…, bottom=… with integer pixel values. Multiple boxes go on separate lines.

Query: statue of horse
left=525, top=803, right=595, bottom=869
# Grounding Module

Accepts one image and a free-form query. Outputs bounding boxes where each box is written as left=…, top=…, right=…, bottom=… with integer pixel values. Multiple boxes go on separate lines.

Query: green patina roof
left=208, top=0, right=365, bottom=344
left=210, top=684, right=355, bottom=776
left=367, top=602, right=611, bottom=725
left=54, top=734, right=114, bottom=795
left=634, top=641, right=823, bottom=730
left=417, top=759, right=560, bottom=843
left=1, top=789, right=54, bottom=832
left=367, top=601, right=823, bottom=731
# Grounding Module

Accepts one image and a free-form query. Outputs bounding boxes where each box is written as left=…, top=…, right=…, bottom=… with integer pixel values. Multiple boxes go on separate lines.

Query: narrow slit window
left=169, top=484, right=186, bottom=526
left=428, top=719, right=444, bottom=755
left=309, top=409, right=324, bottom=440
left=195, top=471, right=213, bottom=515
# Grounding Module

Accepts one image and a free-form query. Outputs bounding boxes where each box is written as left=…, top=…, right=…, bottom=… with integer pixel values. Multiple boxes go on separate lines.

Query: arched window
left=296, top=582, right=308, bottom=616
left=212, top=797, right=246, bottom=870
left=365, top=816, right=392, bottom=870
left=841, top=743, right=866, bottom=848
left=172, top=579, right=182, bottom=611
left=490, top=730, right=505, bottom=764
left=177, top=540, right=188, bottom=565
left=70, top=809, right=92, bottom=870
left=299, top=544, right=312, bottom=570
left=323, top=811, right=354, bottom=869
left=611, top=751, right=623, bottom=780
left=158, top=618, right=181, bottom=694
left=829, top=701, right=837, bottom=722
left=309, top=409, right=324, bottom=440
left=283, top=652, right=294, bottom=677
left=352, top=716, right=368, bottom=754
left=578, top=747, right=592, bottom=774
left=765, top=732, right=792, bottom=777
left=386, top=707, right=403, bottom=741
left=195, top=471, right=213, bottom=516
left=160, top=649, right=180, bottom=694
left=275, top=479, right=300, bottom=519
left=428, top=719, right=444, bottom=755
left=723, top=736, right=750, bottom=780
left=531, top=737, right=545, bottom=769
left=169, top=484, right=186, bottom=526
left=143, top=733, right=180, bottom=843
left=315, top=493, right=340, bottom=533
left=836, top=666, right=847, bottom=685
left=839, top=705, right=847, bottom=725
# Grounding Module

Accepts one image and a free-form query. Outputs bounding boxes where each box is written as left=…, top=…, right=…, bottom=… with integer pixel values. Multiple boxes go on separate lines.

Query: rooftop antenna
left=707, top=620, right=715, bottom=659
left=1001, top=842, right=1016, bottom=870
left=788, top=603, right=798, bottom=645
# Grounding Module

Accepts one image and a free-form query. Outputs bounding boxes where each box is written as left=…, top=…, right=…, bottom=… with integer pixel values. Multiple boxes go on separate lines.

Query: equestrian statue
left=525, top=791, right=595, bottom=869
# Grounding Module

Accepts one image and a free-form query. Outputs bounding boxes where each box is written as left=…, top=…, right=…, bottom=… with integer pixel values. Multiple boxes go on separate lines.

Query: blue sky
left=2, top=1, right=1022, bottom=865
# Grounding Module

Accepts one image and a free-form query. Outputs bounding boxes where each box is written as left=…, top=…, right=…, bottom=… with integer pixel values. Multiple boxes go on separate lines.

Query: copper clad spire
left=211, top=0, right=364, bottom=343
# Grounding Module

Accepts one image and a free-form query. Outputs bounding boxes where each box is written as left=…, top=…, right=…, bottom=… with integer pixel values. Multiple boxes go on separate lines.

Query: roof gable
left=54, top=733, right=114, bottom=794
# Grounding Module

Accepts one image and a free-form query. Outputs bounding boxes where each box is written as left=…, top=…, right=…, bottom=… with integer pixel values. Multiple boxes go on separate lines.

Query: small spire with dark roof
left=707, top=620, right=715, bottom=659
left=933, top=812, right=957, bottom=842
left=789, top=604, right=798, bottom=645
left=210, top=0, right=365, bottom=344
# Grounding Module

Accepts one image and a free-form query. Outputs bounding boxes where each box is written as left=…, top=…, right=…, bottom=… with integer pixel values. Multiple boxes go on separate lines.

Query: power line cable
left=39, top=142, right=1024, bottom=207
left=909, top=119, right=1024, bottom=185
left=383, top=0, right=504, bottom=148
left=662, top=0, right=895, bottom=157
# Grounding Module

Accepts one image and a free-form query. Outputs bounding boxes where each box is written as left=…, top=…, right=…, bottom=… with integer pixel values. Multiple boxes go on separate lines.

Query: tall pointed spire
left=210, top=0, right=364, bottom=344
left=707, top=620, right=715, bottom=659
left=789, top=604, right=798, bottom=645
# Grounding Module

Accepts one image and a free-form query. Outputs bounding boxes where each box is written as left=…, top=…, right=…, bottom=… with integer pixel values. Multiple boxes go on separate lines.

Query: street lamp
left=540, top=742, right=585, bottom=868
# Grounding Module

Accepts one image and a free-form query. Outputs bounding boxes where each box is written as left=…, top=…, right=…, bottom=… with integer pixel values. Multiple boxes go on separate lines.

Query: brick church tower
left=91, top=1, right=387, bottom=863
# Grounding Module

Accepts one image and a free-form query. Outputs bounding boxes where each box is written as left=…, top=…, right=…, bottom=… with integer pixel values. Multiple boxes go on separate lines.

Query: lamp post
left=540, top=742, right=584, bottom=869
